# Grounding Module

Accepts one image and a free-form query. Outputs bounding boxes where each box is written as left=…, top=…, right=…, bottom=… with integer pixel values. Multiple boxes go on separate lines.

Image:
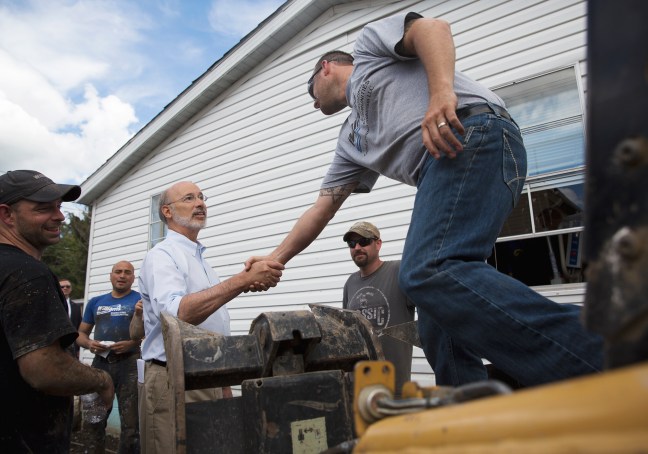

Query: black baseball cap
left=0, top=170, right=81, bottom=205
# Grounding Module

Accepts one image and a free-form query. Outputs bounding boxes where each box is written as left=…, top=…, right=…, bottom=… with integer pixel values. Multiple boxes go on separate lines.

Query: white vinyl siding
left=84, top=0, right=589, bottom=385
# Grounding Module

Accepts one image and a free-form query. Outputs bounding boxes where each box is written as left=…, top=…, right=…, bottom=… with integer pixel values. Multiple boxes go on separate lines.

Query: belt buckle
left=105, top=353, right=118, bottom=363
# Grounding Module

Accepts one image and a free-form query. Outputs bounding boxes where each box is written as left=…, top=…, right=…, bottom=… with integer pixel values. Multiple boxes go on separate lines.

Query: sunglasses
left=60, top=285, right=71, bottom=289
left=346, top=237, right=377, bottom=248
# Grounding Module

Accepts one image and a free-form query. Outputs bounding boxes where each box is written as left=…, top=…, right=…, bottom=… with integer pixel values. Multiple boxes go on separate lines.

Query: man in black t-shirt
left=0, top=170, right=115, bottom=453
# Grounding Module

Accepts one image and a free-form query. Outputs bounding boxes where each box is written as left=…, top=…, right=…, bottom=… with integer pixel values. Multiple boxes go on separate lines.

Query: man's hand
left=243, top=256, right=277, bottom=292
left=245, top=260, right=284, bottom=291
left=88, top=339, right=111, bottom=355
left=244, top=255, right=272, bottom=271
left=109, top=339, right=139, bottom=354
left=130, top=300, right=145, bottom=341
left=401, top=16, right=465, bottom=159
left=421, top=91, right=465, bottom=160
left=96, top=369, right=115, bottom=409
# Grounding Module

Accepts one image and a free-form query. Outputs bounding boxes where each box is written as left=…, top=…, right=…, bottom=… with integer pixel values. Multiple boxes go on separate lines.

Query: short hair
left=158, top=189, right=170, bottom=224
left=311, top=50, right=354, bottom=77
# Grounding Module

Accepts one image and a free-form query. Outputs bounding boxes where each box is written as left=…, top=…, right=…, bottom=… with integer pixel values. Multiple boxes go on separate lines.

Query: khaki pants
left=141, top=362, right=223, bottom=454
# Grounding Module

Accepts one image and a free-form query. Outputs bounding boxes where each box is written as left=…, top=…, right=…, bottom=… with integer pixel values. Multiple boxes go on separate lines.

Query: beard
left=352, top=252, right=368, bottom=268
left=16, top=219, right=61, bottom=251
left=170, top=206, right=206, bottom=230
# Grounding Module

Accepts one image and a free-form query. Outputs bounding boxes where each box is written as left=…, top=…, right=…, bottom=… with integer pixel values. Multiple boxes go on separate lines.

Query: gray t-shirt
left=322, top=12, right=505, bottom=191
left=343, top=260, right=415, bottom=394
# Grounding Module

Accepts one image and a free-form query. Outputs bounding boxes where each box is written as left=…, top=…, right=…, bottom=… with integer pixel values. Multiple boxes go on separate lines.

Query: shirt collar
left=166, top=229, right=206, bottom=257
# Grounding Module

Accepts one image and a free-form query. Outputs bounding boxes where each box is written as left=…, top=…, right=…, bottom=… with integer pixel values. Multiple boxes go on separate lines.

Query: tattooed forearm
left=319, top=184, right=356, bottom=205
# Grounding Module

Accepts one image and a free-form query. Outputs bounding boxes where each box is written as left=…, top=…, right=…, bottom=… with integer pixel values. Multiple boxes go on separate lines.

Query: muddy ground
left=70, top=427, right=119, bottom=453
left=70, top=401, right=120, bottom=454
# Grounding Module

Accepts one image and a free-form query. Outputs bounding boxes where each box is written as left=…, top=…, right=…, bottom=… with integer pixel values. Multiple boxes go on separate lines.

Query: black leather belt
left=456, top=103, right=512, bottom=122
left=98, top=350, right=139, bottom=364
left=148, top=358, right=167, bottom=367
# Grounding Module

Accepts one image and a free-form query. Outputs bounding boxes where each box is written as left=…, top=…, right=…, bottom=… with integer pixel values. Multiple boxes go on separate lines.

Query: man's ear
left=160, top=204, right=172, bottom=221
left=321, top=59, right=332, bottom=76
left=0, top=204, right=15, bottom=227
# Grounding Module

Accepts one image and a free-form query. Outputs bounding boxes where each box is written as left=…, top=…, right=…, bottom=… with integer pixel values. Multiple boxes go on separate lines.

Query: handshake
left=242, top=256, right=285, bottom=292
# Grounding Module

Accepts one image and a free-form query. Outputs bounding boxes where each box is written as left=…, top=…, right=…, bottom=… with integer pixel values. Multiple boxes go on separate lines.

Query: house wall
left=84, top=0, right=588, bottom=385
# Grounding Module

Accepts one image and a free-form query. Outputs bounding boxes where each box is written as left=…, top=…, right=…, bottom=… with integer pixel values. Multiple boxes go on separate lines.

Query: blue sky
left=0, top=0, right=285, bottom=196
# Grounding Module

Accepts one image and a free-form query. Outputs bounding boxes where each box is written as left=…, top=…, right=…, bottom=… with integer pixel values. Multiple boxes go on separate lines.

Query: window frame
left=148, top=193, right=167, bottom=250
left=489, top=65, right=588, bottom=286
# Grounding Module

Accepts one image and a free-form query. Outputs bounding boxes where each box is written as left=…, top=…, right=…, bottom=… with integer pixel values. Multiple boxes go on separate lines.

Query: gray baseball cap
left=0, top=170, right=81, bottom=205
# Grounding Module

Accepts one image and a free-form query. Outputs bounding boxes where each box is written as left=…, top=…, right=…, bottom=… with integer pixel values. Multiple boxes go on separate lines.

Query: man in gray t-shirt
left=247, top=12, right=602, bottom=388
left=342, top=221, right=415, bottom=395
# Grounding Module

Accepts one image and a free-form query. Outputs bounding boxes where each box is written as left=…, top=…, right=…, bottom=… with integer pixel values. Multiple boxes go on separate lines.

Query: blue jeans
left=399, top=111, right=603, bottom=386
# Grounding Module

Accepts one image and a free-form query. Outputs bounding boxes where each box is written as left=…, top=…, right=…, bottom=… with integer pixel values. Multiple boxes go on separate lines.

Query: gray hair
left=158, top=189, right=170, bottom=224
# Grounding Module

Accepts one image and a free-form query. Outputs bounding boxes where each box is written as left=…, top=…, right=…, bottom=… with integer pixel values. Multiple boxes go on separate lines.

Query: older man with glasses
left=137, top=180, right=284, bottom=453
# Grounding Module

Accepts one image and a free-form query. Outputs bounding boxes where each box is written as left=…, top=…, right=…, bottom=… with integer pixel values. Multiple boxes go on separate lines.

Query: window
left=496, top=67, right=585, bottom=176
left=488, top=67, right=586, bottom=286
left=149, top=194, right=167, bottom=249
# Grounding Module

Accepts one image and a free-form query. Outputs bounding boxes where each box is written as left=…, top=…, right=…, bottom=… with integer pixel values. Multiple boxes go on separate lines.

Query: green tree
left=43, top=209, right=91, bottom=300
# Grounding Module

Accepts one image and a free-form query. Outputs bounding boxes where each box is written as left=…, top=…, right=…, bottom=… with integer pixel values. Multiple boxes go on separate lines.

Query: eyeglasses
left=60, top=285, right=71, bottom=289
left=166, top=193, right=208, bottom=205
left=307, top=66, right=324, bottom=99
left=307, top=56, right=354, bottom=99
left=346, top=237, right=377, bottom=248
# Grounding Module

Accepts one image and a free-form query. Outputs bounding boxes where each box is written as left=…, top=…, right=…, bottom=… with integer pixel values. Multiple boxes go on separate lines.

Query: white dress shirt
left=139, top=230, right=230, bottom=362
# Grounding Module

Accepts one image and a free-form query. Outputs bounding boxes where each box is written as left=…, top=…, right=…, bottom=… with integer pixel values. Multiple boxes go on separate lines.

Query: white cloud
left=0, top=0, right=284, bottom=188
left=0, top=84, right=136, bottom=184
left=0, top=48, right=69, bottom=130
left=0, top=0, right=144, bottom=183
left=0, top=1, right=147, bottom=91
left=208, top=0, right=284, bottom=37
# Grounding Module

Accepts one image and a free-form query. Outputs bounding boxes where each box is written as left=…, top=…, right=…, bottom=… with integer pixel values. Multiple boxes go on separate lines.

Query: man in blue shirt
left=78, top=260, right=141, bottom=453
left=138, top=180, right=284, bottom=453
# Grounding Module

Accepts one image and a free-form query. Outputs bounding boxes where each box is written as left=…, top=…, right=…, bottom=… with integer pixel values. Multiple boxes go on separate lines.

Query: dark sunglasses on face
left=307, top=65, right=323, bottom=99
left=346, top=237, right=377, bottom=248
left=61, top=285, right=71, bottom=289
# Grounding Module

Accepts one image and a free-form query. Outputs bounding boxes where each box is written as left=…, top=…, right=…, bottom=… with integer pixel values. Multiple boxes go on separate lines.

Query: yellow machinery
left=351, top=361, right=648, bottom=453
left=348, top=0, right=648, bottom=451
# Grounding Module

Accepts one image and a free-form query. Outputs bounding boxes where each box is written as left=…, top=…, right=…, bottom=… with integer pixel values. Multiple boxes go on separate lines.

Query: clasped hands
left=88, top=339, right=138, bottom=355
left=243, top=257, right=284, bottom=292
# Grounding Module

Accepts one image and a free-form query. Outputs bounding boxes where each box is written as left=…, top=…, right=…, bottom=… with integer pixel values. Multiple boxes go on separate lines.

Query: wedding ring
left=437, top=121, right=447, bottom=128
